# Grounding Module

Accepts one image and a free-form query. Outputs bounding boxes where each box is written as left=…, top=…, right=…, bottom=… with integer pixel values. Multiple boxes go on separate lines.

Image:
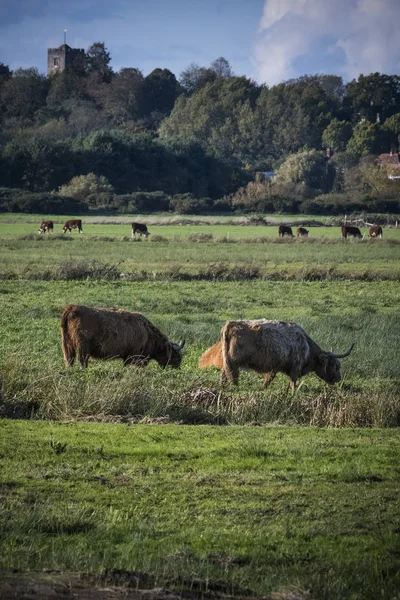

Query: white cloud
left=254, top=0, right=400, bottom=85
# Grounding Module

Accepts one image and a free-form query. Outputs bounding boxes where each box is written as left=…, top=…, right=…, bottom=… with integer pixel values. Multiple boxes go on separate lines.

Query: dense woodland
left=0, top=43, right=400, bottom=214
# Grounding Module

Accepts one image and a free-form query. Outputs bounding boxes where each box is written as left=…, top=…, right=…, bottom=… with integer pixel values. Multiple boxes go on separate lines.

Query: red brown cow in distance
left=278, top=225, right=294, bottom=237
left=369, top=225, right=383, bottom=238
left=61, top=304, right=185, bottom=368
left=341, top=225, right=362, bottom=239
left=38, top=220, right=54, bottom=234
left=296, top=227, right=309, bottom=237
left=132, top=222, right=150, bottom=238
left=220, top=319, right=354, bottom=390
left=198, top=342, right=224, bottom=370
left=63, top=219, right=83, bottom=234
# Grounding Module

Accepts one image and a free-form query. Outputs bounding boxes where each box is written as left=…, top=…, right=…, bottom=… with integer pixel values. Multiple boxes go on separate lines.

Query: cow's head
left=156, top=340, right=185, bottom=368
left=315, top=344, right=354, bottom=384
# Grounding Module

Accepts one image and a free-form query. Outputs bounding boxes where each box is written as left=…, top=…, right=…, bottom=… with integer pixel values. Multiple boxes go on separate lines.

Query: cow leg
left=264, top=371, right=276, bottom=389
left=78, top=344, right=90, bottom=367
left=222, top=364, right=239, bottom=386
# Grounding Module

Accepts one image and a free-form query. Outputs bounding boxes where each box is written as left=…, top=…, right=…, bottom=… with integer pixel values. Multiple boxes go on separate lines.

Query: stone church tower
left=47, top=44, right=85, bottom=76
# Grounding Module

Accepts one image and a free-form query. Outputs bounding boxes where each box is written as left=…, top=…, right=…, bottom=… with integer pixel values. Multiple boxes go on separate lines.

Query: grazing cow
left=341, top=225, right=362, bottom=239
left=369, top=225, right=383, bottom=239
left=38, top=220, right=54, bottom=234
left=278, top=225, right=294, bottom=237
left=132, top=222, right=150, bottom=238
left=199, top=342, right=224, bottom=370
left=61, top=304, right=185, bottom=368
left=63, top=219, right=83, bottom=234
left=221, top=319, right=354, bottom=390
left=296, top=227, right=309, bottom=237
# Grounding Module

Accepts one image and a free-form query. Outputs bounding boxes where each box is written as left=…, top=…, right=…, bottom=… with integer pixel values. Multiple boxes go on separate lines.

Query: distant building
left=47, top=44, right=85, bottom=76
left=377, top=151, right=400, bottom=180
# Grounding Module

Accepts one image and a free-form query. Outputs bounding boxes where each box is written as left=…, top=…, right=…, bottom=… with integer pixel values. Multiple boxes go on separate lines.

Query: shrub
left=170, top=194, right=212, bottom=214
left=58, top=173, right=114, bottom=209
left=112, top=191, right=169, bottom=213
left=0, top=188, right=86, bottom=214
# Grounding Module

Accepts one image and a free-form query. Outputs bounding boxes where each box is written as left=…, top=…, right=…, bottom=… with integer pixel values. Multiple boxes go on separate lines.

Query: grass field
left=1, top=421, right=400, bottom=599
left=0, top=213, right=400, bottom=598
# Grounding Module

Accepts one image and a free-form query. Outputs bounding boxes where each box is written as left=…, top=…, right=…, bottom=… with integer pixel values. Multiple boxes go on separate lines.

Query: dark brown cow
left=296, top=227, right=309, bottom=237
left=369, top=225, right=383, bottom=239
left=63, top=219, right=83, bottom=234
left=221, top=319, right=354, bottom=390
left=341, top=225, right=363, bottom=239
left=278, top=225, right=294, bottom=237
left=38, top=220, right=54, bottom=234
left=61, top=305, right=185, bottom=368
left=132, top=222, right=150, bottom=238
left=199, top=342, right=224, bottom=370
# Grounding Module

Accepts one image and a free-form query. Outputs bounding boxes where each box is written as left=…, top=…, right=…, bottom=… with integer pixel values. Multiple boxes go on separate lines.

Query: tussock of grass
left=18, top=233, right=74, bottom=242
left=1, top=359, right=399, bottom=427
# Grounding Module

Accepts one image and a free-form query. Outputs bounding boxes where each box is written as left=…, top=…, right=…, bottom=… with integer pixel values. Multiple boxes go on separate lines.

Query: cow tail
left=61, top=307, right=76, bottom=366
left=221, top=322, right=235, bottom=383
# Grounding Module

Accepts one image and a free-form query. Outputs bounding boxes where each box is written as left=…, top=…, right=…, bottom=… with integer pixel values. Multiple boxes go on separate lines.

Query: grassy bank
left=1, top=421, right=399, bottom=599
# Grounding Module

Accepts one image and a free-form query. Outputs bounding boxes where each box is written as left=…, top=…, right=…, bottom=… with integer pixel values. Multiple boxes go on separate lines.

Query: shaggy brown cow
left=199, top=342, right=224, bottom=370
left=341, top=225, right=362, bottom=239
left=369, top=225, right=383, bottom=238
left=132, top=223, right=150, bottom=238
left=38, top=220, right=54, bottom=234
left=296, top=227, right=309, bottom=237
left=278, top=225, right=294, bottom=237
left=221, top=319, right=354, bottom=390
left=63, top=219, right=83, bottom=234
left=61, top=304, right=185, bottom=368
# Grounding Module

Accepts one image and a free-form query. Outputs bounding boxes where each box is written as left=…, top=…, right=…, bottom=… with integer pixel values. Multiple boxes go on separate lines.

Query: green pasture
left=1, top=221, right=399, bottom=280
left=1, top=421, right=400, bottom=599
left=1, top=212, right=400, bottom=241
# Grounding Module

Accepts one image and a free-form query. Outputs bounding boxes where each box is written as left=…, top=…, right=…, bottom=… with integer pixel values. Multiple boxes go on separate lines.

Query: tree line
left=0, top=43, right=399, bottom=214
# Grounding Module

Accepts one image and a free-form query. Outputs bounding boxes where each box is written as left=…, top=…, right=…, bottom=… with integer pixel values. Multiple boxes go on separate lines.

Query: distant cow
left=63, top=219, right=83, bottom=234
left=296, top=227, right=309, bottom=237
left=221, top=319, right=354, bottom=390
left=199, top=342, right=224, bottom=370
left=38, top=220, right=54, bottom=234
left=61, top=304, right=185, bottom=368
left=369, top=225, right=383, bottom=239
left=278, top=225, right=294, bottom=237
left=132, top=223, right=150, bottom=238
left=341, top=225, right=362, bottom=239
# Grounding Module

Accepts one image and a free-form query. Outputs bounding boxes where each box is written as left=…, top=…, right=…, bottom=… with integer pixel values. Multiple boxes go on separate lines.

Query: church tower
left=47, top=44, right=85, bottom=76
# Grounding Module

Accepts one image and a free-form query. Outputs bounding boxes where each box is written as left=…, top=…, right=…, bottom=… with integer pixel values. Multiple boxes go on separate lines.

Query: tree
left=101, top=68, right=144, bottom=122
left=0, top=63, right=11, bottom=84
left=276, top=149, right=333, bottom=192
left=58, top=172, right=114, bottom=208
left=322, top=119, right=353, bottom=153
left=160, top=76, right=260, bottom=164
left=141, top=68, right=182, bottom=116
left=85, top=42, right=112, bottom=81
left=344, top=73, right=400, bottom=123
left=3, top=136, right=73, bottom=191
left=382, top=113, right=400, bottom=150
left=0, top=68, right=49, bottom=120
left=210, top=57, right=233, bottom=79
left=346, top=121, right=383, bottom=157
left=179, top=63, right=216, bottom=96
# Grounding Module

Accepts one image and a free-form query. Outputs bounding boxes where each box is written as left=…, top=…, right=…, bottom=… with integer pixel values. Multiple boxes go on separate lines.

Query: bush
left=112, top=191, right=170, bottom=213
left=0, top=188, right=86, bottom=214
left=170, top=194, right=212, bottom=214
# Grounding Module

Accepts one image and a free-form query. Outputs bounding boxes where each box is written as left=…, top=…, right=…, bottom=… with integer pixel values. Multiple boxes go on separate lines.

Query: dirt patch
left=0, top=571, right=311, bottom=600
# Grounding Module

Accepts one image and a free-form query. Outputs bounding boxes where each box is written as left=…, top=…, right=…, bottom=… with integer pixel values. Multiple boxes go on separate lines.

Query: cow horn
left=330, top=343, right=355, bottom=359
left=171, top=340, right=185, bottom=351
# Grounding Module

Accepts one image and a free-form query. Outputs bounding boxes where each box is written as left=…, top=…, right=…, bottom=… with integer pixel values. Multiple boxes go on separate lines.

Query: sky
left=0, top=0, right=399, bottom=85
